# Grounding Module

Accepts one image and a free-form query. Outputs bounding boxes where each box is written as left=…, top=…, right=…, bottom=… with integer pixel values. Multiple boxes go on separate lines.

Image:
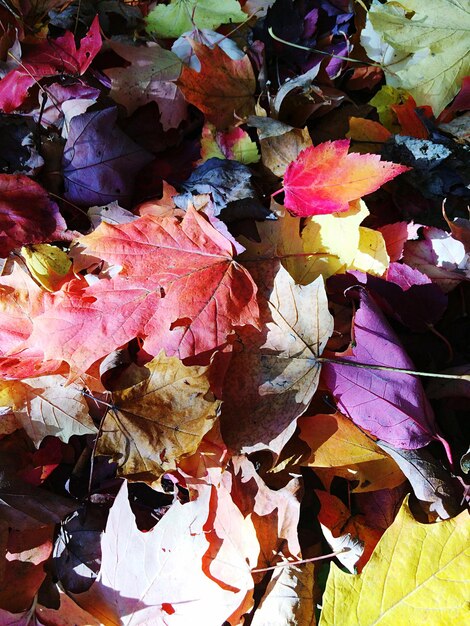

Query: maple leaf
left=365, top=0, right=470, bottom=115
left=282, top=140, right=409, bottom=216
left=105, top=41, right=187, bottom=130
left=241, top=200, right=389, bottom=285
left=27, top=209, right=259, bottom=373
left=177, top=41, right=256, bottom=129
left=319, top=497, right=470, bottom=625
left=221, top=263, right=333, bottom=456
left=96, top=351, right=221, bottom=483
left=0, top=175, right=67, bottom=258
left=0, top=15, right=101, bottom=113
left=75, top=480, right=257, bottom=626
left=0, top=374, right=96, bottom=445
left=146, top=0, right=246, bottom=38
left=62, top=107, right=154, bottom=208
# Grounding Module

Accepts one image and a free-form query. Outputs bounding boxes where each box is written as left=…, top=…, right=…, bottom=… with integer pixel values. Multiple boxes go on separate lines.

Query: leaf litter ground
left=0, top=1, right=469, bottom=624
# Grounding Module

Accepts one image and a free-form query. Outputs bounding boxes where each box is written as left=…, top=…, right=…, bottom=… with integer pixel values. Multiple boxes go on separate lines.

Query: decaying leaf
left=177, top=41, right=256, bottom=129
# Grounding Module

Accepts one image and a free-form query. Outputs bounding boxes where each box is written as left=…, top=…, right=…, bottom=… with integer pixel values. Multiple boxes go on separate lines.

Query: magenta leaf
left=322, top=289, right=440, bottom=449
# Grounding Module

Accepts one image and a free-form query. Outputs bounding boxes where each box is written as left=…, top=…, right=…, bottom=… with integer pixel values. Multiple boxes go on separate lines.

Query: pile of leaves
left=0, top=1, right=469, bottom=624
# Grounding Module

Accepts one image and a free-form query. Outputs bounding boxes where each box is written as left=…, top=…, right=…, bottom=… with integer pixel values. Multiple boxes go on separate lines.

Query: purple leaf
left=322, top=289, right=440, bottom=449
left=63, top=107, right=153, bottom=208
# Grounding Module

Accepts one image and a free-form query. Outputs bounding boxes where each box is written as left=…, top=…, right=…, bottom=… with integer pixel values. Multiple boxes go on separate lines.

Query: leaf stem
left=268, top=27, right=381, bottom=67
left=251, top=548, right=350, bottom=573
left=317, top=357, right=470, bottom=382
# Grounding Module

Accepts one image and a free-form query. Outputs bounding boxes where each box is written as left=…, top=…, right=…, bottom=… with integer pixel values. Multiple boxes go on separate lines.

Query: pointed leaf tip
left=283, top=140, right=410, bottom=216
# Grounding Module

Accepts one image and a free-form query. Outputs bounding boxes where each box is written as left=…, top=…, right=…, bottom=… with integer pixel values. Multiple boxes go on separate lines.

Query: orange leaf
left=177, top=41, right=256, bottom=129
left=283, top=140, right=409, bottom=216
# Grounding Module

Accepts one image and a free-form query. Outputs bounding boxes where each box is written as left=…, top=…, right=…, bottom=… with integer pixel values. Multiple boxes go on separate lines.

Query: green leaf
left=146, top=0, right=246, bottom=39
left=366, top=0, right=470, bottom=115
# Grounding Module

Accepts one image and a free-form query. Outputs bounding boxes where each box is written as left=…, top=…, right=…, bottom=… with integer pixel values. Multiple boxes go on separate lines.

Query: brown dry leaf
left=251, top=563, right=316, bottom=626
left=0, top=375, right=96, bottom=445
left=221, top=263, right=333, bottom=456
left=96, top=351, right=221, bottom=484
left=260, top=126, right=313, bottom=177
left=177, top=40, right=256, bottom=129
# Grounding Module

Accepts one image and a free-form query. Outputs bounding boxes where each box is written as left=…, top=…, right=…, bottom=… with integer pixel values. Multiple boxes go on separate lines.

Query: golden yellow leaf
left=320, top=497, right=470, bottom=625
left=298, top=412, right=387, bottom=467
left=241, top=200, right=388, bottom=285
left=97, top=351, right=221, bottom=484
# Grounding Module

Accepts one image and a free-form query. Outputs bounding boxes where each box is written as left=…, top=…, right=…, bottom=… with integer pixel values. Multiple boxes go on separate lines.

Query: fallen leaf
left=105, top=42, right=186, bottom=130
left=241, top=200, right=389, bottom=285
left=377, top=441, right=464, bottom=520
left=0, top=16, right=101, bottom=113
left=221, top=263, right=333, bottom=456
left=28, top=208, right=260, bottom=372
left=146, top=0, right=246, bottom=38
left=63, top=107, right=153, bottom=209
left=319, top=497, right=470, bottom=625
left=403, top=226, right=470, bottom=292
left=250, top=563, right=316, bottom=626
left=177, top=41, right=256, bottom=129
left=366, top=0, right=470, bottom=115
left=96, top=351, right=221, bottom=483
left=0, top=175, right=67, bottom=257
left=0, top=374, right=96, bottom=445
left=76, top=480, right=257, bottom=626
left=298, top=412, right=387, bottom=467
left=260, top=126, right=312, bottom=177
left=322, top=289, right=441, bottom=449
left=282, top=140, right=409, bottom=216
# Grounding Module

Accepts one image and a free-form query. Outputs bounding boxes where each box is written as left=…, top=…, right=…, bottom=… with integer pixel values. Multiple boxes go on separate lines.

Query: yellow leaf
left=319, top=497, right=470, bottom=625
left=366, top=0, right=470, bottom=115
left=21, top=244, right=72, bottom=292
left=97, top=351, right=221, bottom=484
left=241, top=200, right=389, bottom=284
left=351, top=226, right=390, bottom=275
